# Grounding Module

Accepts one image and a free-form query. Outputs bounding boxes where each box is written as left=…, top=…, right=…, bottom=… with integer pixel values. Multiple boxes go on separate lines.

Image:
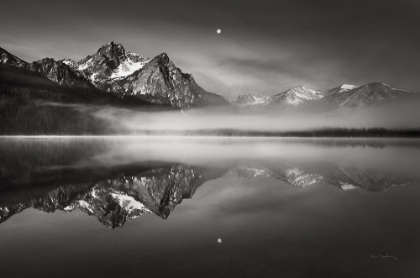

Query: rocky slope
left=28, top=58, right=91, bottom=87
left=0, top=47, right=28, bottom=68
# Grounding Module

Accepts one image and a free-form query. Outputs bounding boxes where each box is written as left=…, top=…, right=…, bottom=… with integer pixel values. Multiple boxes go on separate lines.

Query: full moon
left=217, top=29, right=221, bottom=34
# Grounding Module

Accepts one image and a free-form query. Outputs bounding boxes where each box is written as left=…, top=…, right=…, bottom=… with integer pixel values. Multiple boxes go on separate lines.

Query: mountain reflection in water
left=0, top=137, right=419, bottom=229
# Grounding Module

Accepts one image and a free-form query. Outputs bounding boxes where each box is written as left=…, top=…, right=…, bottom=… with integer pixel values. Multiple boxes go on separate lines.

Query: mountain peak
left=284, top=86, right=320, bottom=94
left=155, top=52, right=170, bottom=64
left=69, top=41, right=151, bottom=84
left=96, top=41, right=126, bottom=60
left=270, top=86, right=323, bottom=107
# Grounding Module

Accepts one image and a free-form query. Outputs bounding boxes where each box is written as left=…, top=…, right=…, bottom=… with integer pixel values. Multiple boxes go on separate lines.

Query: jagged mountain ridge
left=0, top=43, right=229, bottom=109
left=0, top=47, right=91, bottom=87
left=63, top=42, right=150, bottom=83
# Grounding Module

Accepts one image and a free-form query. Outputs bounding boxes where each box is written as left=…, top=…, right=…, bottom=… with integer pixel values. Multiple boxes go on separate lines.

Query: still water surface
left=0, top=137, right=420, bottom=278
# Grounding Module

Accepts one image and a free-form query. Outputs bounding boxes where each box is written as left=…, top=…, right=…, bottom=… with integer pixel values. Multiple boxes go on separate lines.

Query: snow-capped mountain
left=64, top=42, right=151, bottom=84
left=233, top=93, right=273, bottom=107
left=317, top=82, right=415, bottom=114
left=0, top=43, right=228, bottom=109
left=271, top=86, right=323, bottom=106
left=230, top=86, right=324, bottom=109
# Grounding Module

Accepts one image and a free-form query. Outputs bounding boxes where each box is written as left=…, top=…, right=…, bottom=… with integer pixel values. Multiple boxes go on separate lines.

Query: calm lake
left=0, top=137, right=420, bottom=278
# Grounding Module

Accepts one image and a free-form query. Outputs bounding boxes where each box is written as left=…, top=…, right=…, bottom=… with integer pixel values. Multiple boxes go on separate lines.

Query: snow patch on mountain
left=340, top=182, right=357, bottom=190
left=339, top=84, right=357, bottom=92
left=109, top=59, right=148, bottom=79
left=110, top=193, right=151, bottom=214
left=78, top=200, right=94, bottom=213
left=64, top=205, right=75, bottom=211
left=78, top=57, right=93, bottom=71
left=62, top=59, right=76, bottom=67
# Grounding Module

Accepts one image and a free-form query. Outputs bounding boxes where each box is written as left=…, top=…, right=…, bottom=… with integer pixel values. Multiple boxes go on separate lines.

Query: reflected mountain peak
left=232, top=166, right=274, bottom=179
left=282, top=168, right=324, bottom=188
left=339, top=182, right=357, bottom=191
left=0, top=163, right=229, bottom=228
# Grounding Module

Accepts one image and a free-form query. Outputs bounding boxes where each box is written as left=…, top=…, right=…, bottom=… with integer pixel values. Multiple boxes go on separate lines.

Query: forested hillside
left=0, top=66, right=173, bottom=134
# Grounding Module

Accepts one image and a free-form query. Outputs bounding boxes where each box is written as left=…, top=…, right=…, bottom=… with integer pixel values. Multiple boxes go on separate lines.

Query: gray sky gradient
left=1, top=0, right=419, bottom=98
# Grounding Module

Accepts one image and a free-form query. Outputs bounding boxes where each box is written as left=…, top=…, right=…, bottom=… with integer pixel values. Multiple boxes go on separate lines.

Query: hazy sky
left=1, top=0, right=419, bottom=98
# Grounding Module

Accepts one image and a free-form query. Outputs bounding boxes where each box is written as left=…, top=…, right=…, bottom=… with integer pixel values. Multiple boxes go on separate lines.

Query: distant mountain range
left=1, top=42, right=418, bottom=115
left=230, top=83, right=417, bottom=114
